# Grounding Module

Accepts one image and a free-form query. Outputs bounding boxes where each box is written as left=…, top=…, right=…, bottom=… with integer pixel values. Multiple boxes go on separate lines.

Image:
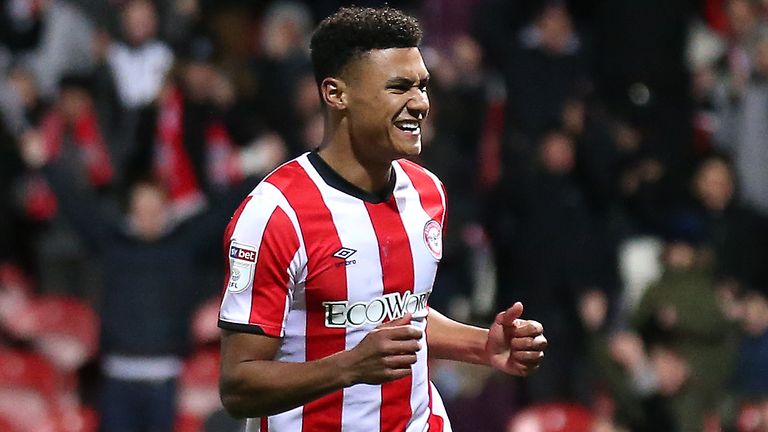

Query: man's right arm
left=219, top=314, right=422, bottom=418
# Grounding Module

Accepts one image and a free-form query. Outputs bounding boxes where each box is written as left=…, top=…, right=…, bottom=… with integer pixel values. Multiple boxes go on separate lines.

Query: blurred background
left=1, top=0, right=768, bottom=431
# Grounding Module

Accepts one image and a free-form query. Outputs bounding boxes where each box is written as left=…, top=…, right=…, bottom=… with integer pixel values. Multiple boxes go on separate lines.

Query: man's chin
left=397, top=140, right=422, bottom=157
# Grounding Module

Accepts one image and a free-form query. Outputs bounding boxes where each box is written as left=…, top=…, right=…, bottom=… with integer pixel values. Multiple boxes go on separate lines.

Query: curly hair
left=309, top=6, right=423, bottom=86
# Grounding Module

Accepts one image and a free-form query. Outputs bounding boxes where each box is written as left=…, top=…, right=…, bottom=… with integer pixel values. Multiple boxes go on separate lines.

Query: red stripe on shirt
left=366, top=196, right=415, bottom=432
left=425, top=319, right=444, bottom=432
left=221, top=195, right=253, bottom=297
left=267, top=161, right=346, bottom=432
left=260, top=416, right=269, bottom=431
left=426, top=382, right=444, bottom=432
left=248, top=206, right=298, bottom=337
left=397, top=160, right=445, bottom=226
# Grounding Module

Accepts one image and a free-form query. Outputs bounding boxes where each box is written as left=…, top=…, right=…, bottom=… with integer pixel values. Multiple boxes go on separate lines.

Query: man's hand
left=485, top=302, right=547, bottom=376
left=338, top=314, right=422, bottom=385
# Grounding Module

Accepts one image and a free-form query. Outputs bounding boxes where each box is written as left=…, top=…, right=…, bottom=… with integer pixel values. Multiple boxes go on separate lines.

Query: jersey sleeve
left=218, top=188, right=302, bottom=337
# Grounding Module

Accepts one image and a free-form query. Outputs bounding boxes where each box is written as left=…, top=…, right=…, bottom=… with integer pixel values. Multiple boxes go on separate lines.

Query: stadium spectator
left=2, top=0, right=96, bottom=100
left=18, top=128, right=253, bottom=432
left=248, top=1, right=314, bottom=157
left=485, top=129, right=604, bottom=404
left=106, top=0, right=173, bottom=111
left=714, top=31, right=768, bottom=216
left=615, top=237, right=738, bottom=431
left=126, top=35, right=285, bottom=221
left=22, top=74, right=113, bottom=302
left=676, top=154, right=768, bottom=290
left=502, top=1, right=590, bottom=140
left=722, top=286, right=768, bottom=430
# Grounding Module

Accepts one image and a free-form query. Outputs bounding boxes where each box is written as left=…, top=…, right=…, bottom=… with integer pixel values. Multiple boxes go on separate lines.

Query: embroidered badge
left=423, top=219, right=442, bottom=260
left=227, top=241, right=257, bottom=293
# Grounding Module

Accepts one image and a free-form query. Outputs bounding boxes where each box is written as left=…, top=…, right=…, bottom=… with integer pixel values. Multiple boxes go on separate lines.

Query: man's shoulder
left=261, top=153, right=310, bottom=185
left=242, top=153, right=311, bottom=207
left=394, top=158, right=445, bottom=193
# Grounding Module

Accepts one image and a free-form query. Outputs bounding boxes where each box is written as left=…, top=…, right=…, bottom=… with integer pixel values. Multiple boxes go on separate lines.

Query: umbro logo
left=332, top=247, right=357, bottom=267
left=332, top=247, right=357, bottom=260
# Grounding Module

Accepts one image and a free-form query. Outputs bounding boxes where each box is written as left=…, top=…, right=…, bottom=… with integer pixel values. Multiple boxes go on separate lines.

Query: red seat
left=177, top=348, right=222, bottom=428
left=508, top=402, right=594, bottom=432
left=0, top=264, right=34, bottom=340
left=191, top=296, right=221, bottom=348
left=0, top=349, right=62, bottom=431
left=57, top=405, right=99, bottom=432
left=28, top=295, right=100, bottom=373
left=738, top=400, right=768, bottom=432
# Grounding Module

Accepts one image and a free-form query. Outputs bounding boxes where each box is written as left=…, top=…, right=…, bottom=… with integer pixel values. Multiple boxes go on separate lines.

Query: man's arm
left=219, top=314, right=422, bottom=418
left=426, top=302, right=547, bottom=376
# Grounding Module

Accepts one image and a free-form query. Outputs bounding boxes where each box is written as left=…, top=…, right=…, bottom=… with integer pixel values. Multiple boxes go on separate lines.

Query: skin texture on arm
left=427, top=302, right=547, bottom=376
left=219, top=330, right=350, bottom=418
left=219, top=314, right=422, bottom=418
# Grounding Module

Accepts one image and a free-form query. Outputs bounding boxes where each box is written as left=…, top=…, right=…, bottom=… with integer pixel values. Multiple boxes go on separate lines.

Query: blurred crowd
left=1, top=0, right=768, bottom=431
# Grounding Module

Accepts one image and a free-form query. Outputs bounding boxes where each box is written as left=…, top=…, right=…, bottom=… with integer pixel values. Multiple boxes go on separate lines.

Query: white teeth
left=396, top=121, right=420, bottom=132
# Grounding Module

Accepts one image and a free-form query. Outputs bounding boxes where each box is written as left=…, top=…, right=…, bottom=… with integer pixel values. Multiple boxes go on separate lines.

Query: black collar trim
left=307, top=152, right=395, bottom=204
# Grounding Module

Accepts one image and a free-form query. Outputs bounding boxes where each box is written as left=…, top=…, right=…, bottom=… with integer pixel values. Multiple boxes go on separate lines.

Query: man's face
left=122, top=0, right=157, bottom=46
left=694, top=159, right=734, bottom=211
left=342, top=47, right=430, bottom=161
left=128, top=183, right=169, bottom=241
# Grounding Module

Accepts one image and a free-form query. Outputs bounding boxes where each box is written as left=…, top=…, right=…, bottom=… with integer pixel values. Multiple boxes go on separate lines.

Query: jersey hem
left=217, top=319, right=280, bottom=337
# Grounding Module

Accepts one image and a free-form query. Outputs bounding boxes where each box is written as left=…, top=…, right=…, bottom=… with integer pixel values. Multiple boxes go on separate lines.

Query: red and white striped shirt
left=219, top=152, right=451, bottom=432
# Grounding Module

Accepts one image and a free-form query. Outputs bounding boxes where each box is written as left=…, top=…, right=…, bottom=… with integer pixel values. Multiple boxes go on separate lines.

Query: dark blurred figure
left=592, top=0, right=695, bottom=169
left=723, top=287, right=768, bottom=431
left=127, top=35, right=285, bottom=221
left=419, top=34, right=489, bottom=312
left=19, top=131, right=250, bottom=432
left=485, top=129, right=606, bottom=403
left=502, top=2, right=591, bottom=141
left=0, top=123, right=26, bottom=266
left=673, top=154, right=768, bottom=292
left=597, top=237, right=739, bottom=431
left=0, top=0, right=95, bottom=99
left=248, top=1, right=313, bottom=157
left=22, top=74, right=114, bottom=303
left=89, top=0, right=175, bottom=170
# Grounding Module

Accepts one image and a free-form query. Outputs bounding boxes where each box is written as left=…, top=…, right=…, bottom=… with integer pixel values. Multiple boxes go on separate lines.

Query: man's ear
left=320, top=77, right=347, bottom=110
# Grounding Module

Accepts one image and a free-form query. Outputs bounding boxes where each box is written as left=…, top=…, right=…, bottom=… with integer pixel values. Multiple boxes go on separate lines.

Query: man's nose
left=408, top=90, right=429, bottom=118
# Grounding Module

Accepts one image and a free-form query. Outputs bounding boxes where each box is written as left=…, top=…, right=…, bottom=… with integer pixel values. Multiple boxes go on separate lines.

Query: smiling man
left=217, top=6, right=547, bottom=432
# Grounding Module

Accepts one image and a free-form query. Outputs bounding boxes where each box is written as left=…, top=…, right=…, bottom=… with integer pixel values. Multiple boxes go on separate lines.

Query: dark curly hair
left=309, top=6, right=423, bottom=86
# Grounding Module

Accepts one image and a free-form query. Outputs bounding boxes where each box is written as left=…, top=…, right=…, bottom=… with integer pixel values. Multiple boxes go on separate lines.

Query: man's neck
left=317, top=143, right=393, bottom=195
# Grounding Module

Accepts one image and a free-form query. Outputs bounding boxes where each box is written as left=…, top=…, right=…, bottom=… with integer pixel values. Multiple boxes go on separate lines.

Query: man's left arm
left=426, top=302, right=547, bottom=376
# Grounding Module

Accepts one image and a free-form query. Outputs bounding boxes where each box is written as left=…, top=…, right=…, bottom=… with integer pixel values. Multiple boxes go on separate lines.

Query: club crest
left=423, top=219, right=442, bottom=260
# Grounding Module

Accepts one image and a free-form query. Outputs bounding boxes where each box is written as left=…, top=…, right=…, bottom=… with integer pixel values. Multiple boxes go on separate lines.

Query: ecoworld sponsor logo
left=323, top=290, right=431, bottom=328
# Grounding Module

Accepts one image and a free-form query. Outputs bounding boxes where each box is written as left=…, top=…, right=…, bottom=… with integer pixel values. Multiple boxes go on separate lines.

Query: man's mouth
left=394, top=120, right=421, bottom=135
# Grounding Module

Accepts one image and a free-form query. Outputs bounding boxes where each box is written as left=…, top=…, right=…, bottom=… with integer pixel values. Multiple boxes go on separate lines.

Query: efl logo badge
left=423, top=219, right=442, bottom=260
left=227, top=241, right=257, bottom=293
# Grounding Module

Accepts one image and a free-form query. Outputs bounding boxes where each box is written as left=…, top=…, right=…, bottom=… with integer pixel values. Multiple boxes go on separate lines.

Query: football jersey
left=218, top=152, right=452, bottom=432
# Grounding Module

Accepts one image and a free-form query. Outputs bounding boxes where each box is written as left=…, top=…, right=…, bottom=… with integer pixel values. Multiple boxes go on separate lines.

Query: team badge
left=227, top=240, right=257, bottom=293
left=423, top=219, right=442, bottom=260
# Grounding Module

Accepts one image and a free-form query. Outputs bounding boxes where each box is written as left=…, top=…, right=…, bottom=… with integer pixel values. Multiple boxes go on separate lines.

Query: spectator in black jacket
left=19, top=130, right=248, bottom=432
left=485, top=129, right=606, bottom=404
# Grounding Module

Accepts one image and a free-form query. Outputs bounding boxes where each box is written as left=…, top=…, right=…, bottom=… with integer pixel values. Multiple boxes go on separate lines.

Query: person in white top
left=218, top=6, right=548, bottom=432
left=106, top=0, right=173, bottom=109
